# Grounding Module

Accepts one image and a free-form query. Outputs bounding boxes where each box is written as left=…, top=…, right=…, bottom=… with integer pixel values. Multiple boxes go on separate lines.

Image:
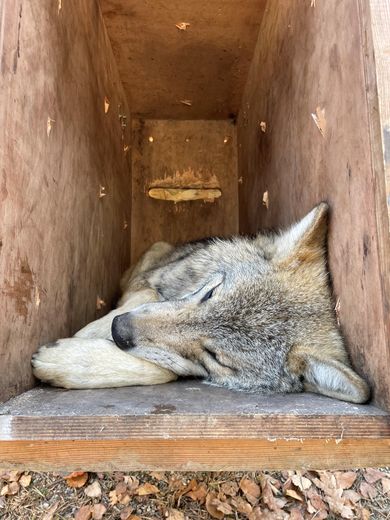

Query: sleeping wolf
left=32, top=203, right=370, bottom=403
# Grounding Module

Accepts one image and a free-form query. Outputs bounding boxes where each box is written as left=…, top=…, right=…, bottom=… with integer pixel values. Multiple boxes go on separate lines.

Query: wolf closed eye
left=32, top=203, right=370, bottom=404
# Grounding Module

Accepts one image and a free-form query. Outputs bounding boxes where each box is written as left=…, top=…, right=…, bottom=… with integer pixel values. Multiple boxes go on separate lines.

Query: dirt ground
left=1, top=468, right=390, bottom=520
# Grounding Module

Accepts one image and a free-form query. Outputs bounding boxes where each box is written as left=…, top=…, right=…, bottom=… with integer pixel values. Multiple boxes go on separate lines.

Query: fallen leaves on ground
left=0, top=468, right=389, bottom=519
left=84, top=480, right=102, bottom=498
left=64, top=471, right=89, bottom=488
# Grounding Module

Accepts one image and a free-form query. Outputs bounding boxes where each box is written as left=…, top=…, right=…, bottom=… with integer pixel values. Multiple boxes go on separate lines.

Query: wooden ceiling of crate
left=100, top=0, right=266, bottom=119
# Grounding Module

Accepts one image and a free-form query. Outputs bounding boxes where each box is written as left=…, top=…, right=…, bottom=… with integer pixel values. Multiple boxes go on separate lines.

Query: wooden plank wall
left=237, top=0, right=390, bottom=409
left=131, top=120, right=238, bottom=263
left=101, top=0, right=266, bottom=119
left=0, top=0, right=132, bottom=402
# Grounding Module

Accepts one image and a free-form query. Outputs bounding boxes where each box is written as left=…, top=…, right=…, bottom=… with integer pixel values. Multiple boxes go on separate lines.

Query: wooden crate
left=0, top=0, right=389, bottom=470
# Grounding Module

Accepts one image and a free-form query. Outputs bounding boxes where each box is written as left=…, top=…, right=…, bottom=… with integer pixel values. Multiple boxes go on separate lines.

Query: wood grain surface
left=100, top=0, right=266, bottom=119
left=237, top=0, right=390, bottom=410
left=0, top=383, right=389, bottom=470
left=0, top=0, right=132, bottom=402
left=131, top=120, right=238, bottom=262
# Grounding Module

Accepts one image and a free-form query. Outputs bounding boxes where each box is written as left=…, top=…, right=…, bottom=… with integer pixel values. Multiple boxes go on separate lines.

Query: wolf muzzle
left=112, top=312, right=135, bottom=350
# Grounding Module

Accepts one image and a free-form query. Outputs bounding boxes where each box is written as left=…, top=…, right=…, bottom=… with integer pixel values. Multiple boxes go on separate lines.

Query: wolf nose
left=111, top=313, right=135, bottom=350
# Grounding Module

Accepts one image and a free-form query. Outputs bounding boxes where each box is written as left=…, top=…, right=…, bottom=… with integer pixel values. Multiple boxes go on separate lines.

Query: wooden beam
left=148, top=188, right=222, bottom=202
left=1, top=383, right=389, bottom=470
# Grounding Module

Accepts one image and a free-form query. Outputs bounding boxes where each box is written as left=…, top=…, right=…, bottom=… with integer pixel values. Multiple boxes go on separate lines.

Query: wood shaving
left=123, top=220, right=128, bottom=230
left=46, top=117, right=55, bottom=137
left=104, top=97, right=110, bottom=114
left=311, top=106, right=326, bottom=137
left=223, top=136, right=230, bottom=143
left=58, top=0, right=62, bottom=14
left=148, top=136, right=154, bottom=143
left=180, top=100, right=192, bottom=106
left=34, top=286, right=40, bottom=308
left=262, top=190, right=269, bottom=209
left=311, top=0, right=316, bottom=6
left=260, top=121, right=267, bottom=132
left=99, top=185, right=106, bottom=198
left=175, top=23, right=190, bottom=31
left=238, top=176, right=243, bottom=184
left=151, top=167, right=219, bottom=190
left=96, top=296, right=106, bottom=310
left=123, top=144, right=130, bottom=153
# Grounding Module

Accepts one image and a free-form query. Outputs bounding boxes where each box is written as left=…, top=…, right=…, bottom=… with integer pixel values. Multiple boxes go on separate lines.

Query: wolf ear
left=288, top=347, right=370, bottom=403
left=273, top=202, right=328, bottom=265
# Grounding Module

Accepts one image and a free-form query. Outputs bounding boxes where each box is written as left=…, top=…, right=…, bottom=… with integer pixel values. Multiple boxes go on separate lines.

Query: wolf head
left=112, top=203, right=369, bottom=403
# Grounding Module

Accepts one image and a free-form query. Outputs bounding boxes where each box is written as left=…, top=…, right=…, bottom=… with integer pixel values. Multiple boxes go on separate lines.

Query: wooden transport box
left=0, top=0, right=389, bottom=470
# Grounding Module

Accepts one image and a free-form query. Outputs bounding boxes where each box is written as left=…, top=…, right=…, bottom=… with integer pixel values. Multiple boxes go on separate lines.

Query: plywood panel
left=1, top=383, right=389, bottom=470
left=237, top=0, right=390, bottom=409
left=0, top=1, right=132, bottom=402
left=100, top=0, right=266, bottom=119
left=131, top=120, right=238, bottom=262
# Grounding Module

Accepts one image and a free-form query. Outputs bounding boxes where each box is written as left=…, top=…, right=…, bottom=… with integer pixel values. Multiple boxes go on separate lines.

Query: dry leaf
left=185, top=482, right=207, bottom=503
left=221, top=481, right=239, bottom=497
left=1, top=482, right=19, bottom=496
left=262, top=190, right=269, bottom=209
left=307, top=488, right=327, bottom=512
left=120, top=508, right=134, bottom=520
left=64, top=471, right=88, bottom=488
left=167, top=509, right=184, bottom=520
left=123, top=476, right=139, bottom=493
left=176, top=22, right=190, bottom=30
left=109, top=490, right=118, bottom=505
left=343, top=489, right=362, bottom=504
left=92, top=503, right=107, bottom=520
left=335, top=471, right=357, bottom=490
left=104, top=97, right=110, bottom=114
left=136, top=482, right=159, bottom=495
left=19, top=474, right=32, bottom=488
left=85, top=481, right=102, bottom=498
left=205, top=492, right=224, bottom=519
left=180, top=99, right=192, bottom=106
left=42, top=501, right=59, bottom=520
left=120, top=494, right=131, bottom=506
left=261, top=478, right=283, bottom=511
left=7, top=470, right=21, bottom=482
left=149, top=471, right=166, bottom=481
left=359, top=481, right=377, bottom=500
left=75, top=505, right=93, bottom=520
left=239, top=477, right=261, bottom=500
left=285, top=489, right=303, bottom=501
left=360, top=508, right=371, bottom=520
left=291, top=474, right=312, bottom=491
left=364, top=468, right=386, bottom=484
left=230, top=496, right=253, bottom=515
left=311, top=106, right=326, bottom=137
left=289, top=508, right=304, bottom=520
left=260, top=121, right=267, bottom=132
left=381, top=477, right=390, bottom=495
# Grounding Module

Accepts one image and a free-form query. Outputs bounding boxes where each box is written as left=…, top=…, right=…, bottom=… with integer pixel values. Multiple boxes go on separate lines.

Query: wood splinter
left=148, top=188, right=222, bottom=203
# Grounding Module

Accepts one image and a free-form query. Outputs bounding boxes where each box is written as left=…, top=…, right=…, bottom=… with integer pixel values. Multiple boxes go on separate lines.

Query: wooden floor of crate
left=1, top=382, right=389, bottom=471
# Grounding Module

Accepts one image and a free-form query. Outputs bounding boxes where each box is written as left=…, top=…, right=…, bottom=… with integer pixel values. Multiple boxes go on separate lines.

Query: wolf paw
left=31, top=339, right=81, bottom=388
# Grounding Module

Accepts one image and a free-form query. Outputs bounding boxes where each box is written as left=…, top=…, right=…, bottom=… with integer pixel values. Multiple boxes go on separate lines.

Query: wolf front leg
left=32, top=337, right=177, bottom=389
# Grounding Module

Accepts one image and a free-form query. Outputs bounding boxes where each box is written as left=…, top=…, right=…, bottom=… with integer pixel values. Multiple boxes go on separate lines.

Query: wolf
left=32, top=203, right=370, bottom=403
